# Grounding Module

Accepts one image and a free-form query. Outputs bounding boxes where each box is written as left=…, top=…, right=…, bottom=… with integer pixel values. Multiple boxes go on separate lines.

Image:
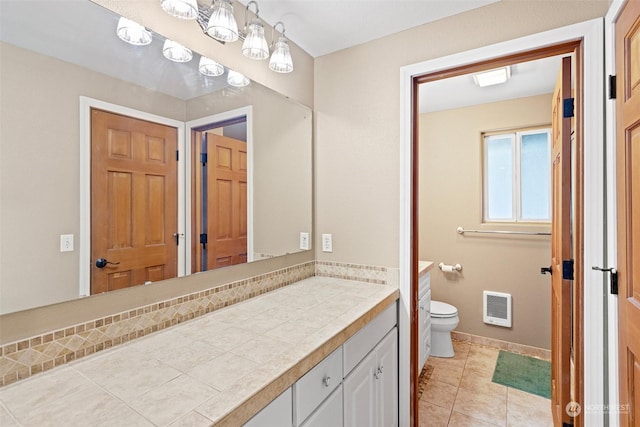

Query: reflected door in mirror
left=91, top=109, right=178, bottom=294
left=193, top=130, right=248, bottom=271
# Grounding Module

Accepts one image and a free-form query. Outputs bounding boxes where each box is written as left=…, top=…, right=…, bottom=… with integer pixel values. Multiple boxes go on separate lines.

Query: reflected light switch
left=300, top=232, right=310, bottom=250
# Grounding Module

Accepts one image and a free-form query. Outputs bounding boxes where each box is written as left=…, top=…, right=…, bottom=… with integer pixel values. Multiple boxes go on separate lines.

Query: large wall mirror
left=0, top=0, right=313, bottom=315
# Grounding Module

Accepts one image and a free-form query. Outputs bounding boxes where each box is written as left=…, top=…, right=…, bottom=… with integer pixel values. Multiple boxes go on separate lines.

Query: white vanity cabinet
left=418, top=271, right=431, bottom=370
left=244, top=302, right=398, bottom=427
left=343, top=327, right=398, bottom=427
left=244, top=387, right=292, bottom=427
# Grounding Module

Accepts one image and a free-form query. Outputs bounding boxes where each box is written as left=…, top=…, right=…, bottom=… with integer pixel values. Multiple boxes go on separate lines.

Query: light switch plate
left=322, top=233, right=333, bottom=252
left=60, top=234, right=74, bottom=252
left=299, top=232, right=310, bottom=250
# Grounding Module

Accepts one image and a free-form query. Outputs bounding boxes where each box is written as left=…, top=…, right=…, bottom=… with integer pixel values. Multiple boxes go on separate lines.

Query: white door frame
left=399, top=18, right=605, bottom=426
left=185, top=106, right=254, bottom=273
left=79, top=97, right=187, bottom=297
left=604, top=1, right=626, bottom=426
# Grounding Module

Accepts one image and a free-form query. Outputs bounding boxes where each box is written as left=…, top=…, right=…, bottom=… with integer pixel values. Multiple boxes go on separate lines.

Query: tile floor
left=419, top=341, right=553, bottom=427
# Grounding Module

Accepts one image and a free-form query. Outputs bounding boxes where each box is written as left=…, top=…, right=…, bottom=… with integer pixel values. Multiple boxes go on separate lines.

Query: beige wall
left=313, top=0, right=609, bottom=269
left=420, top=95, right=552, bottom=349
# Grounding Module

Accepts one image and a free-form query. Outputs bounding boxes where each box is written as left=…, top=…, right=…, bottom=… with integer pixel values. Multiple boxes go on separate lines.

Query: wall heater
left=483, top=291, right=512, bottom=327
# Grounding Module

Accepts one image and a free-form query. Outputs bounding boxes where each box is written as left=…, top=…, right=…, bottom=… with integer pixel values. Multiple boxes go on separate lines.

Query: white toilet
left=430, top=300, right=459, bottom=357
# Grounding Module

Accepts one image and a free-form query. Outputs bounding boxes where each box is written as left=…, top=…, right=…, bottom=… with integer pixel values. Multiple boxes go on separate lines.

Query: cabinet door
left=343, top=351, right=376, bottom=427
left=244, top=388, right=292, bottom=427
left=376, top=327, right=398, bottom=427
left=301, top=385, right=343, bottom=427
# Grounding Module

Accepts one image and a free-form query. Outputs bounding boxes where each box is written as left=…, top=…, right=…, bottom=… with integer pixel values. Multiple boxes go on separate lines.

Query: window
left=483, top=128, right=551, bottom=222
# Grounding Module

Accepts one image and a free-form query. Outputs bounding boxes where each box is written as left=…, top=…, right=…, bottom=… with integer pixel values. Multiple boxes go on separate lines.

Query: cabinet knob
left=374, top=372, right=380, bottom=380
left=378, top=365, right=384, bottom=374
left=323, top=376, right=331, bottom=387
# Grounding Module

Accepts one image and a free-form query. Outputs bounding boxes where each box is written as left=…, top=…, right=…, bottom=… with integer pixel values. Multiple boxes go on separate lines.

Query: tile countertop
left=418, top=261, right=434, bottom=278
left=0, top=277, right=399, bottom=427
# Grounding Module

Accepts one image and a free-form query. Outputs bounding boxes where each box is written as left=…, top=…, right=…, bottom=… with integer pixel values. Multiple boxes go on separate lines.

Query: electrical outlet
left=299, top=232, right=310, bottom=250
left=322, top=233, right=333, bottom=252
left=60, top=234, right=74, bottom=252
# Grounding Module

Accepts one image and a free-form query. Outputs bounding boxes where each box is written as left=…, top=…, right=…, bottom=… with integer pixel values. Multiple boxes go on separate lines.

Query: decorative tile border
left=0, top=261, right=315, bottom=387
left=451, top=331, right=551, bottom=361
left=315, top=261, right=388, bottom=284
left=0, top=260, right=393, bottom=388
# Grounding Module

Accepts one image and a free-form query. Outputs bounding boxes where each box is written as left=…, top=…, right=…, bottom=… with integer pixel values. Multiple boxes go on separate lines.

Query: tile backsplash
left=0, top=261, right=391, bottom=387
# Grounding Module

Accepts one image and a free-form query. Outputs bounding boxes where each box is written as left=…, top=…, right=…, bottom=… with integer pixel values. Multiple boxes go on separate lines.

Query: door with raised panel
left=91, top=108, right=178, bottom=294
left=377, top=328, right=398, bottom=427
left=615, top=1, right=640, bottom=424
left=343, top=350, right=376, bottom=427
left=550, top=56, right=572, bottom=426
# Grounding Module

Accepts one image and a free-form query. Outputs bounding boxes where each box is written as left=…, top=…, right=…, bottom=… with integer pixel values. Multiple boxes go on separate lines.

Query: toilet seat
left=431, top=300, right=458, bottom=318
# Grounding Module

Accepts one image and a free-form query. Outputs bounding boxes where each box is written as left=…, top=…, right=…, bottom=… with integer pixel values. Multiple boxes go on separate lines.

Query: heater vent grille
left=483, top=291, right=512, bottom=327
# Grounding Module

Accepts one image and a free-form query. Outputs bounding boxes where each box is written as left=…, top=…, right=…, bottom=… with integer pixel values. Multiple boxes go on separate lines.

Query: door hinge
left=200, top=153, right=207, bottom=165
left=591, top=266, right=618, bottom=294
left=563, top=98, right=575, bottom=118
left=176, top=150, right=179, bottom=161
left=609, top=75, right=616, bottom=99
left=199, top=233, right=207, bottom=248
left=562, top=259, right=574, bottom=280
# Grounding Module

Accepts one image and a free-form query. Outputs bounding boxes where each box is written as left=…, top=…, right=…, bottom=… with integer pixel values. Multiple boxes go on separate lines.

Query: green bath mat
left=492, top=350, right=551, bottom=399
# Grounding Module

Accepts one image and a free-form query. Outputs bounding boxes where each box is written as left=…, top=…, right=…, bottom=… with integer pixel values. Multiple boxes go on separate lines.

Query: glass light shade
left=199, top=56, right=224, bottom=77
left=227, top=70, right=250, bottom=87
left=116, top=17, right=152, bottom=46
left=269, top=37, right=293, bottom=73
left=242, top=21, right=269, bottom=60
left=161, top=0, right=198, bottom=20
left=162, top=39, right=193, bottom=63
left=206, top=0, right=239, bottom=43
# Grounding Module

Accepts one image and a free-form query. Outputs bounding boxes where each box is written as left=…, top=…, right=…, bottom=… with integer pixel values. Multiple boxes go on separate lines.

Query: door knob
left=540, top=266, right=552, bottom=275
left=95, top=258, right=120, bottom=268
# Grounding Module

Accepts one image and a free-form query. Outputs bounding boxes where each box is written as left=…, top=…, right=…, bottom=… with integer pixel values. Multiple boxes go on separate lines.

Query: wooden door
left=206, top=133, right=247, bottom=269
left=616, top=1, right=640, bottom=424
left=550, top=56, right=572, bottom=426
left=91, top=109, right=178, bottom=294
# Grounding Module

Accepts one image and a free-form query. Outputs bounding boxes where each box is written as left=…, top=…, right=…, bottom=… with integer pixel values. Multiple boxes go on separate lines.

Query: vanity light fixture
left=241, top=2, right=269, bottom=60
left=161, top=0, right=198, bottom=20
left=161, top=0, right=294, bottom=75
left=163, top=39, right=193, bottom=62
left=473, top=66, right=511, bottom=87
left=206, top=0, right=239, bottom=43
left=116, top=17, right=152, bottom=46
left=269, top=22, right=293, bottom=73
left=199, top=56, right=225, bottom=76
left=227, top=69, right=250, bottom=87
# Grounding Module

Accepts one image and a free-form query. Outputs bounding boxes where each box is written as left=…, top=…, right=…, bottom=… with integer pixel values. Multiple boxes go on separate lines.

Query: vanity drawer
left=343, top=302, right=397, bottom=376
left=294, top=346, right=343, bottom=425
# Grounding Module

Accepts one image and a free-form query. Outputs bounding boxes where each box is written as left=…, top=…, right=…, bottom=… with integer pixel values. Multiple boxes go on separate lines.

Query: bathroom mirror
left=0, top=0, right=312, bottom=314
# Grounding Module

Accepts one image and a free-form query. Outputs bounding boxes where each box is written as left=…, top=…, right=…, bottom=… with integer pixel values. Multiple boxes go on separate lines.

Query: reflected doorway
left=191, top=117, right=249, bottom=272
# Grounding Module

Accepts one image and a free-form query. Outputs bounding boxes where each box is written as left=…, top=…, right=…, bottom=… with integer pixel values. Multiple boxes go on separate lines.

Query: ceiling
left=236, top=0, right=500, bottom=58
left=1, top=0, right=562, bottom=111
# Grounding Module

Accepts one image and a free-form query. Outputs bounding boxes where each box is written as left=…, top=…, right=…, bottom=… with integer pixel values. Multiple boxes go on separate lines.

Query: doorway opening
left=398, top=22, right=607, bottom=423
left=190, top=116, right=249, bottom=273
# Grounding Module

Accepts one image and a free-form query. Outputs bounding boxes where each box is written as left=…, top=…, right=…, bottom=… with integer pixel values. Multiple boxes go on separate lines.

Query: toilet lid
left=431, top=300, right=457, bottom=317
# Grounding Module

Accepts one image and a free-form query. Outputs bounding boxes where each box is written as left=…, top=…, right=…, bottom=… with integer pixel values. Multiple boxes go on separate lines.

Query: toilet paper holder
left=439, top=262, right=462, bottom=272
